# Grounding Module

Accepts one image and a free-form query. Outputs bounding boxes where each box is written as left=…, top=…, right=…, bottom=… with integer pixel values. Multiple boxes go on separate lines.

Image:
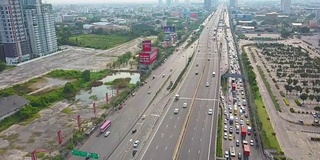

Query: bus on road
left=100, top=120, right=111, bottom=133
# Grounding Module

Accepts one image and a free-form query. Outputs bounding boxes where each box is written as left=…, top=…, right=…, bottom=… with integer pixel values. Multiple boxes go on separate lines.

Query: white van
left=212, top=72, right=216, bottom=77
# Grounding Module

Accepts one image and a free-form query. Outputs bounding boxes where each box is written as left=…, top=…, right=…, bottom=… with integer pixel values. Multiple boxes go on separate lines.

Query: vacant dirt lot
left=0, top=37, right=144, bottom=89
left=0, top=37, right=148, bottom=159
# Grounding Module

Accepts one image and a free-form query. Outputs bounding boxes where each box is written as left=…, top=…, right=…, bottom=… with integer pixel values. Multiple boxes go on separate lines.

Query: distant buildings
left=204, top=0, right=211, bottom=10
left=316, top=9, right=320, bottom=21
left=159, top=0, right=163, bottom=6
left=229, top=0, right=238, bottom=9
left=166, top=0, right=172, bottom=6
left=281, top=0, right=291, bottom=13
left=0, top=0, right=58, bottom=64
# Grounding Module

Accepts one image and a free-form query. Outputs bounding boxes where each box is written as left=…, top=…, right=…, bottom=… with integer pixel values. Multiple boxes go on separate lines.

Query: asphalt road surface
left=69, top=35, right=196, bottom=160
left=135, top=7, right=224, bottom=160
left=176, top=8, right=223, bottom=160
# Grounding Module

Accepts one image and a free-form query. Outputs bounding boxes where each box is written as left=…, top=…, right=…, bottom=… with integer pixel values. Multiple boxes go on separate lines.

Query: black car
left=132, top=129, right=137, bottom=134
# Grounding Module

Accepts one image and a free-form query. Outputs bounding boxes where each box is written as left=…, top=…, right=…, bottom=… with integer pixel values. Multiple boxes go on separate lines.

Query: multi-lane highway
left=176, top=7, right=223, bottom=160
left=133, top=6, right=224, bottom=160
left=70, top=32, right=197, bottom=160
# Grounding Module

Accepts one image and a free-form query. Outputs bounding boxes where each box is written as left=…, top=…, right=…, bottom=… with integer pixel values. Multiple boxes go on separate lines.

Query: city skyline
left=45, top=0, right=205, bottom=4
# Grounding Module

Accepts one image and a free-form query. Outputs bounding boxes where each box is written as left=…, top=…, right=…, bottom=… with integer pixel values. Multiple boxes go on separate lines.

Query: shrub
left=302, top=111, right=305, bottom=114
left=283, top=99, right=290, bottom=106
left=266, top=69, right=270, bottom=73
left=272, top=132, right=276, bottom=136
left=289, top=108, right=295, bottom=113
left=272, top=78, right=277, bottom=83
left=315, top=106, right=320, bottom=112
left=275, top=84, right=280, bottom=89
left=295, top=99, right=302, bottom=106
left=267, top=117, right=270, bottom=120
left=280, top=91, right=285, bottom=97
left=298, top=111, right=300, bottom=113
left=306, top=111, right=309, bottom=114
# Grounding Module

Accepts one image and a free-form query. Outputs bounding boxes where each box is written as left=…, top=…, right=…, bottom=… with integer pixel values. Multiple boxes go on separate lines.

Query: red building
left=139, top=40, right=158, bottom=66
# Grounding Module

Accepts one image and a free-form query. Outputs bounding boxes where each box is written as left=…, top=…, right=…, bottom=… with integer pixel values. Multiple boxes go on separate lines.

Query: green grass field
left=69, top=34, right=132, bottom=49
left=254, top=95, right=282, bottom=153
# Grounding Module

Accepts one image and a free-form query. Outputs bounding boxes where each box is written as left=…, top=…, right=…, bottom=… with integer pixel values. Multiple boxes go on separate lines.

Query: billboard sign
left=150, top=49, right=158, bottom=63
left=139, top=53, right=150, bottom=64
left=163, top=26, right=176, bottom=33
left=190, top=12, right=198, bottom=19
left=142, top=40, right=152, bottom=51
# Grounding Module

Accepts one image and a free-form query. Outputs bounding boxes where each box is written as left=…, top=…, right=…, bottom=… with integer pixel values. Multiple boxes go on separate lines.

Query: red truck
left=241, top=126, right=247, bottom=137
left=243, top=144, right=250, bottom=157
left=232, top=83, right=236, bottom=91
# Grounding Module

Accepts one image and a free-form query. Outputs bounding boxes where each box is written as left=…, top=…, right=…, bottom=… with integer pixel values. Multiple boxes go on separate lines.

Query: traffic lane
left=109, top=80, right=174, bottom=160
left=139, top=100, right=189, bottom=160
left=71, top=78, right=168, bottom=159
left=113, top=41, right=199, bottom=160
left=72, top=41, right=190, bottom=159
left=179, top=99, right=215, bottom=160
left=177, top=52, right=215, bottom=159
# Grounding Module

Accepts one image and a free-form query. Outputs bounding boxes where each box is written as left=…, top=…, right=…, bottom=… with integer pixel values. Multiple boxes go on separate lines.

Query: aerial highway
left=70, top=33, right=197, bottom=160
left=132, top=6, right=224, bottom=160
left=176, top=7, right=223, bottom=160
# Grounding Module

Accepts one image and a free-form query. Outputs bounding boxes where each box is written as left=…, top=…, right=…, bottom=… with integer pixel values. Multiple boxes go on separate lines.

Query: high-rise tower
left=0, top=0, right=31, bottom=64
left=281, top=0, right=291, bottom=13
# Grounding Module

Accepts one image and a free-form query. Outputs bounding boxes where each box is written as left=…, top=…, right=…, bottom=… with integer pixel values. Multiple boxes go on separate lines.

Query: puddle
left=75, top=72, right=140, bottom=105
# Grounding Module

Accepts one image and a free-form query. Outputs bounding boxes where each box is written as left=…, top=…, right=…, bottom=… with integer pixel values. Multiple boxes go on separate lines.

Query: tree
left=286, top=78, right=293, bottom=85
left=81, top=70, right=91, bottom=82
left=309, top=94, right=315, bottom=104
left=300, top=93, right=308, bottom=103
left=63, top=82, right=76, bottom=98
left=0, top=62, right=6, bottom=72
left=157, top=31, right=164, bottom=42
left=280, top=29, right=290, bottom=39
left=293, top=79, right=299, bottom=85
left=301, top=27, right=310, bottom=33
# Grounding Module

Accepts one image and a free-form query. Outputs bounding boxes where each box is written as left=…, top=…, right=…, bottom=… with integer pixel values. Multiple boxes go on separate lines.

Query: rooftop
left=0, top=95, right=29, bottom=119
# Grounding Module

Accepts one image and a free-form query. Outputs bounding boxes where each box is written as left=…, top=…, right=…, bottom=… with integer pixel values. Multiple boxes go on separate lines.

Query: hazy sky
left=45, top=0, right=203, bottom=4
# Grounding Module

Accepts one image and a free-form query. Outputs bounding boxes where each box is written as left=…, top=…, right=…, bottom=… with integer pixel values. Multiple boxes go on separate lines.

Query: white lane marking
left=174, top=125, right=176, bottom=129
left=204, top=119, right=206, bottom=122
left=178, top=116, right=180, bottom=120
left=200, top=138, right=203, bottom=142
left=161, top=133, right=164, bottom=137
left=166, top=124, right=168, bottom=128
left=194, top=127, right=196, bottom=130
left=136, top=123, right=143, bottom=125
left=196, top=118, right=198, bottom=121
left=156, top=146, right=158, bottom=150
left=192, top=137, right=193, bottom=141
left=170, top=116, right=172, bottom=119
left=202, top=128, right=204, bottom=131
left=188, top=149, right=191, bottom=153
left=170, top=135, right=173, bottom=138
left=179, top=97, right=192, bottom=100
left=198, top=150, right=200, bottom=154
left=195, top=98, right=219, bottom=101
left=165, top=146, right=167, bottom=150
left=151, top=114, right=160, bottom=117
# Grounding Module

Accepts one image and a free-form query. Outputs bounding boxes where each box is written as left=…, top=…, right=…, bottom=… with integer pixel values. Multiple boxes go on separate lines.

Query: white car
left=206, top=81, right=209, bottom=87
left=133, top=140, right=140, bottom=148
left=183, top=103, right=187, bottom=108
left=250, top=140, right=254, bottom=146
left=104, top=131, right=110, bottom=137
left=225, top=151, right=229, bottom=158
left=224, top=125, right=228, bottom=132
left=208, top=109, right=213, bottom=115
left=142, top=115, right=146, bottom=120
left=174, top=108, right=179, bottom=114
left=224, top=132, right=228, bottom=139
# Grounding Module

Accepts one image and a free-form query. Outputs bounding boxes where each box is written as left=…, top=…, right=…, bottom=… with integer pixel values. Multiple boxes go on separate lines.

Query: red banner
left=57, top=130, right=62, bottom=145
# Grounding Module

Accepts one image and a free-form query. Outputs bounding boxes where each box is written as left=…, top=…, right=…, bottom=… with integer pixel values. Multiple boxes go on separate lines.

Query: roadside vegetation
left=69, top=34, right=131, bottom=49
left=241, top=46, right=282, bottom=154
left=216, top=112, right=223, bottom=157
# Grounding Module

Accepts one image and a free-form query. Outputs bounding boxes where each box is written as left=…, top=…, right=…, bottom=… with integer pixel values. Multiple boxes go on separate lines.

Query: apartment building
left=0, top=0, right=57, bottom=64
left=0, top=0, right=31, bottom=64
